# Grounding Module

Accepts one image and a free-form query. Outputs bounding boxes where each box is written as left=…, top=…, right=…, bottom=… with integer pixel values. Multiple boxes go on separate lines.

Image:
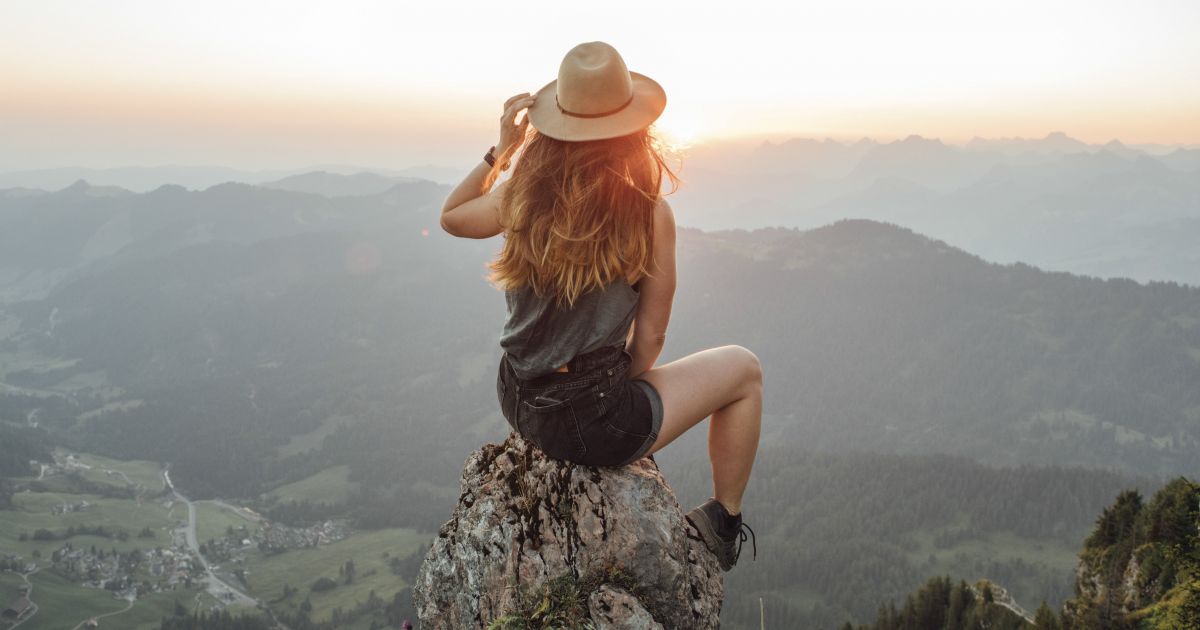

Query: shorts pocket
left=518, top=396, right=587, bottom=461
left=602, top=381, right=654, bottom=440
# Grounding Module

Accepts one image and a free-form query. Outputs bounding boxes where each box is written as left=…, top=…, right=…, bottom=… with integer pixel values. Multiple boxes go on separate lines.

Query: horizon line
left=4, top=130, right=1199, bottom=177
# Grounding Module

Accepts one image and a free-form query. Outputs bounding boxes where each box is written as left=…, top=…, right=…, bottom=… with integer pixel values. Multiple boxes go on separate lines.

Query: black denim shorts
left=496, top=344, right=664, bottom=467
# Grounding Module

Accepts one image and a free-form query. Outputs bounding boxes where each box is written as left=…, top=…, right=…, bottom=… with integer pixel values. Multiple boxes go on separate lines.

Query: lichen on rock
left=413, top=432, right=723, bottom=629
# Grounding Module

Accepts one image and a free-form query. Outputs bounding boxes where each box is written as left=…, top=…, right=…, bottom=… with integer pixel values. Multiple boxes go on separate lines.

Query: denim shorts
left=496, top=344, right=664, bottom=467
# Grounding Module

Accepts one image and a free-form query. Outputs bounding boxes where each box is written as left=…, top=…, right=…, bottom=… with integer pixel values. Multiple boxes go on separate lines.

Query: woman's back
left=501, top=278, right=640, bottom=380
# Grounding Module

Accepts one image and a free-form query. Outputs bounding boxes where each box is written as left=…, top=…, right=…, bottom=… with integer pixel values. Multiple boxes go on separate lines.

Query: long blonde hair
left=488, top=126, right=679, bottom=309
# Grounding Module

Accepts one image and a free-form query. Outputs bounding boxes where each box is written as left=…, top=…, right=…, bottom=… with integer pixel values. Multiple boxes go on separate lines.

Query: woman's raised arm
left=440, top=92, right=536, bottom=239
left=626, top=197, right=677, bottom=378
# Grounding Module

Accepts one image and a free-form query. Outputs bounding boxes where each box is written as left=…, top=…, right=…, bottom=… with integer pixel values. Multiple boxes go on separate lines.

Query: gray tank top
left=500, top=279, right=640, bottom=380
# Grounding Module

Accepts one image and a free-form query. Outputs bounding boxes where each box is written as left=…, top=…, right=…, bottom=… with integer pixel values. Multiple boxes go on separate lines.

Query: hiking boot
left=685, top=497, right=756, bottom=571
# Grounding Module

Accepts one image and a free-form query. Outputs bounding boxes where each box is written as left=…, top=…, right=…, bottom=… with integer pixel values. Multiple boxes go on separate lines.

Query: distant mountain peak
left=56, top=179, right=134, bottom=198
left=259, top=170, right=431, bottom=198
left=899, top=134, right=944, bottom=146
left=964, top=131, right=1091, bottom=154
left=148, top=183, right=188, bottom=196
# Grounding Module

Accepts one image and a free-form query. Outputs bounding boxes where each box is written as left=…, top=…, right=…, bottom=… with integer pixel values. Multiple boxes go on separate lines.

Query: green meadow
left=903, top=511, right=1079, bottom=610
left=240, top=527, right=427, bottom=623
left=267, top=465, right=359, bottom=504
left=193, top=501, right=262, bottom=545
left=277, top=415, right=356, bottom=457
left=0, top=491, right=176, bottom=559
left=70, top=451, right=165, bottom=493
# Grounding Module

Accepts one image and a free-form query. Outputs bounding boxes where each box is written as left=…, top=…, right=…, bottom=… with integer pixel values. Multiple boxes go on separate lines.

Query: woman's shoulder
left=653, top=196, right=676, bottom=233
left=655, top=195, right=674, bottom=217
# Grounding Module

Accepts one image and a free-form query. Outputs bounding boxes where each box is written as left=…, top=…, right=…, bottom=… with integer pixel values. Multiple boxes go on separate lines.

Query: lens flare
left=653, top=109, right=705, bottom=151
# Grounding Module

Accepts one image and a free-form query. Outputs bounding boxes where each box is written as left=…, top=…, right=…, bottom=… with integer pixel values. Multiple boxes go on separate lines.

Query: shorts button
left=598, top=392, right=605, bottom=398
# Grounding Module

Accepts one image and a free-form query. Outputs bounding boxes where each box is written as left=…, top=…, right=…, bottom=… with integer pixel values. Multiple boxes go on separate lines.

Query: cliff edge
left=413, top=432, right=724, bottom=629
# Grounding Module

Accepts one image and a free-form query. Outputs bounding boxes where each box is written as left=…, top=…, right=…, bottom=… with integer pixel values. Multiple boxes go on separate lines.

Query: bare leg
left=636, top=345, right=763, bottom=515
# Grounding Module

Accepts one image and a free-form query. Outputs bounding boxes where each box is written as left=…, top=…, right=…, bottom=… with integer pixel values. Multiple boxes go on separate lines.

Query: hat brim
left=527, top=71, right=666, bottom=142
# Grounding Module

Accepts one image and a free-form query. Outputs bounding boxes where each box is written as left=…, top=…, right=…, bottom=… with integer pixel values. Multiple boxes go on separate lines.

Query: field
left=0, top=450, right=218, bottom=629
left=277, top=414, right=356, bottom=457
left=0, top=569, right=127, bottom=629
left=0, top=568, right=204, bottom=630
left=193, top=501, right=262, bottom=545
left=267, top=465, right=359, bottom=504
left=904, top=512, right=1080, bottom=610
left=240, top=527, right=427, bottom=623
left=0, top=450, right=425, bottom=627
left=0, top=491, right=177, bottom=559
left=70, top=451, right=165, bottom=493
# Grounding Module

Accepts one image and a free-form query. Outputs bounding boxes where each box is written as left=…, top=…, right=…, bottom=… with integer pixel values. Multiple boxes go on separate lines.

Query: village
left=2, top=451, right=353, bottom=628
left=202, top=519, right=348, bottom=560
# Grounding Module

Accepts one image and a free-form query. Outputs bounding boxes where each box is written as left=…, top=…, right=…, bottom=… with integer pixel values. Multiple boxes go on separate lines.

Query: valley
left=0, top=450, right=423, bottom=629
left=1, top=161, right=1197, bottom=628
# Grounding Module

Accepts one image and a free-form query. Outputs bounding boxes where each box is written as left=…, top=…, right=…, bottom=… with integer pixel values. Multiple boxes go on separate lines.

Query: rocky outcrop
left=1069, top=543, right=1157, bottom=619
left=413, top=432, right=723, bottom=629
left=1060, top=479, right=1200, bottom=628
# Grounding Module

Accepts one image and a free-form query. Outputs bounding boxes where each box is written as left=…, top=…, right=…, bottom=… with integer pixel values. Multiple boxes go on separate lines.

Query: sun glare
left=654, top=109, right=706, bottom=150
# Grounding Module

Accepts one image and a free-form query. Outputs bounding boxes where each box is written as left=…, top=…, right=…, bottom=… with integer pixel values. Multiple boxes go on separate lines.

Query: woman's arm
left=440, top=92, right=536, bottom=239
left=439, top=161, right=506, bottom=239
left=627, top=197, right=677, bottom=379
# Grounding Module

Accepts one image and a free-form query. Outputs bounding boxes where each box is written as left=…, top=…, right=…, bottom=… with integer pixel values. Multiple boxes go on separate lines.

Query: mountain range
left=2, top=178, right=1198, bottom=490
left=1, top=173, right=1199, bottom=627
left=672, top=132, right=1200, bottom=285
left=10, top=131, right=1195, bottom=286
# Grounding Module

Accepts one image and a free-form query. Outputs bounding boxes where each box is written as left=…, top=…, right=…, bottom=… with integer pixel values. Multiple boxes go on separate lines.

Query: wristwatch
left=484, top=146, right=510, bottom=171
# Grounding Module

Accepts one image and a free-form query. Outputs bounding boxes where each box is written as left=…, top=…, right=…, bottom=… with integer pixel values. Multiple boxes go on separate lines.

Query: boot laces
left=732, top=521, right=756, bottom=564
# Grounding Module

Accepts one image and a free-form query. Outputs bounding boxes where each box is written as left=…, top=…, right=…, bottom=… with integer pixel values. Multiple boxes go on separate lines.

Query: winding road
left=163, top=468, right=259, bottom=609
left=69, top=597, right=133, bottom=630
left=8, top=568, right=39, bottom=629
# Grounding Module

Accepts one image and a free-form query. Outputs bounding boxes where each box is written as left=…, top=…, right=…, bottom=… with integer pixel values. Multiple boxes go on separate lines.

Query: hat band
left=556, top=93, right=635, bottom=119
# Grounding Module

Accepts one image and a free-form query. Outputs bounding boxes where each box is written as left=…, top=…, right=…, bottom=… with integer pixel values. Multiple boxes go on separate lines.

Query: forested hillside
left=3, top=185, right=1198, bottom=503
left=0, top=423, right=51, bottom=476
left=841, top=576, right=1033, bottom=630
left=668, top=220, right=1200, bottom=477
left=3, top=182, right=1199, bottom=628
left=851, top=476, right=1200, bottom=630
left=664, top=447, right=1153, bottom=628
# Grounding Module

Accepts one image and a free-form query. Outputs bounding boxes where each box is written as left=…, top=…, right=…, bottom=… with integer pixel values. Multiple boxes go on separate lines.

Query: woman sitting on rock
left=439, top=41, right=760, bottom=571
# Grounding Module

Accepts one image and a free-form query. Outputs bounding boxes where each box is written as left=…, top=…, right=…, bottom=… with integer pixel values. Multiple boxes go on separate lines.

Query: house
left=2, top=596, right=33, bottom=620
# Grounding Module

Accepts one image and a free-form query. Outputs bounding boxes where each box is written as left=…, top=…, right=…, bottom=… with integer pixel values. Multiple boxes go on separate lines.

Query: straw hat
left=528, top=41, right=667, bottom=142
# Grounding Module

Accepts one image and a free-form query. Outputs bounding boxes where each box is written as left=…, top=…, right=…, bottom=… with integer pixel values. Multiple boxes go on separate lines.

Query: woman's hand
left=497, top=92, right=537, bottom=164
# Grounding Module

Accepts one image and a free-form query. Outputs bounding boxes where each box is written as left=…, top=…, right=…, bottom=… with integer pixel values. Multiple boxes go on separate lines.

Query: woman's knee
left=734, top=343, right=763, bottom=379
left=721, top=345, right=763, bottom=387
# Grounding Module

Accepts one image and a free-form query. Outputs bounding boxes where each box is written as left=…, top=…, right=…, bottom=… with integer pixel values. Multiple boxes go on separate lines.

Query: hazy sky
left=2, top=0, right=1198, bottom=171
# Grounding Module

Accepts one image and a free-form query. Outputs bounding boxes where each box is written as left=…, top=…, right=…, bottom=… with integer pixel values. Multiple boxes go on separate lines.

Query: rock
left=589, top=585, right=664, bottom=630
left=413, top=432, right=723, bottom=629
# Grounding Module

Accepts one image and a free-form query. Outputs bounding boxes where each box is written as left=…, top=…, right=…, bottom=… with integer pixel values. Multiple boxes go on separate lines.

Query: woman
left=439, top=42, right=761, bottom=572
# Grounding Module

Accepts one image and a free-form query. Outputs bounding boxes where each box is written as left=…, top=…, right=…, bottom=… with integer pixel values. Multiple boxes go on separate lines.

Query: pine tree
left=1033, top=601, right=1061, bottom=630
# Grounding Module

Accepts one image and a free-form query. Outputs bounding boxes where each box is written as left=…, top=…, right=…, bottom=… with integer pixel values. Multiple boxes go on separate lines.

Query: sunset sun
left=653, top=108, right=707, bottom=148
